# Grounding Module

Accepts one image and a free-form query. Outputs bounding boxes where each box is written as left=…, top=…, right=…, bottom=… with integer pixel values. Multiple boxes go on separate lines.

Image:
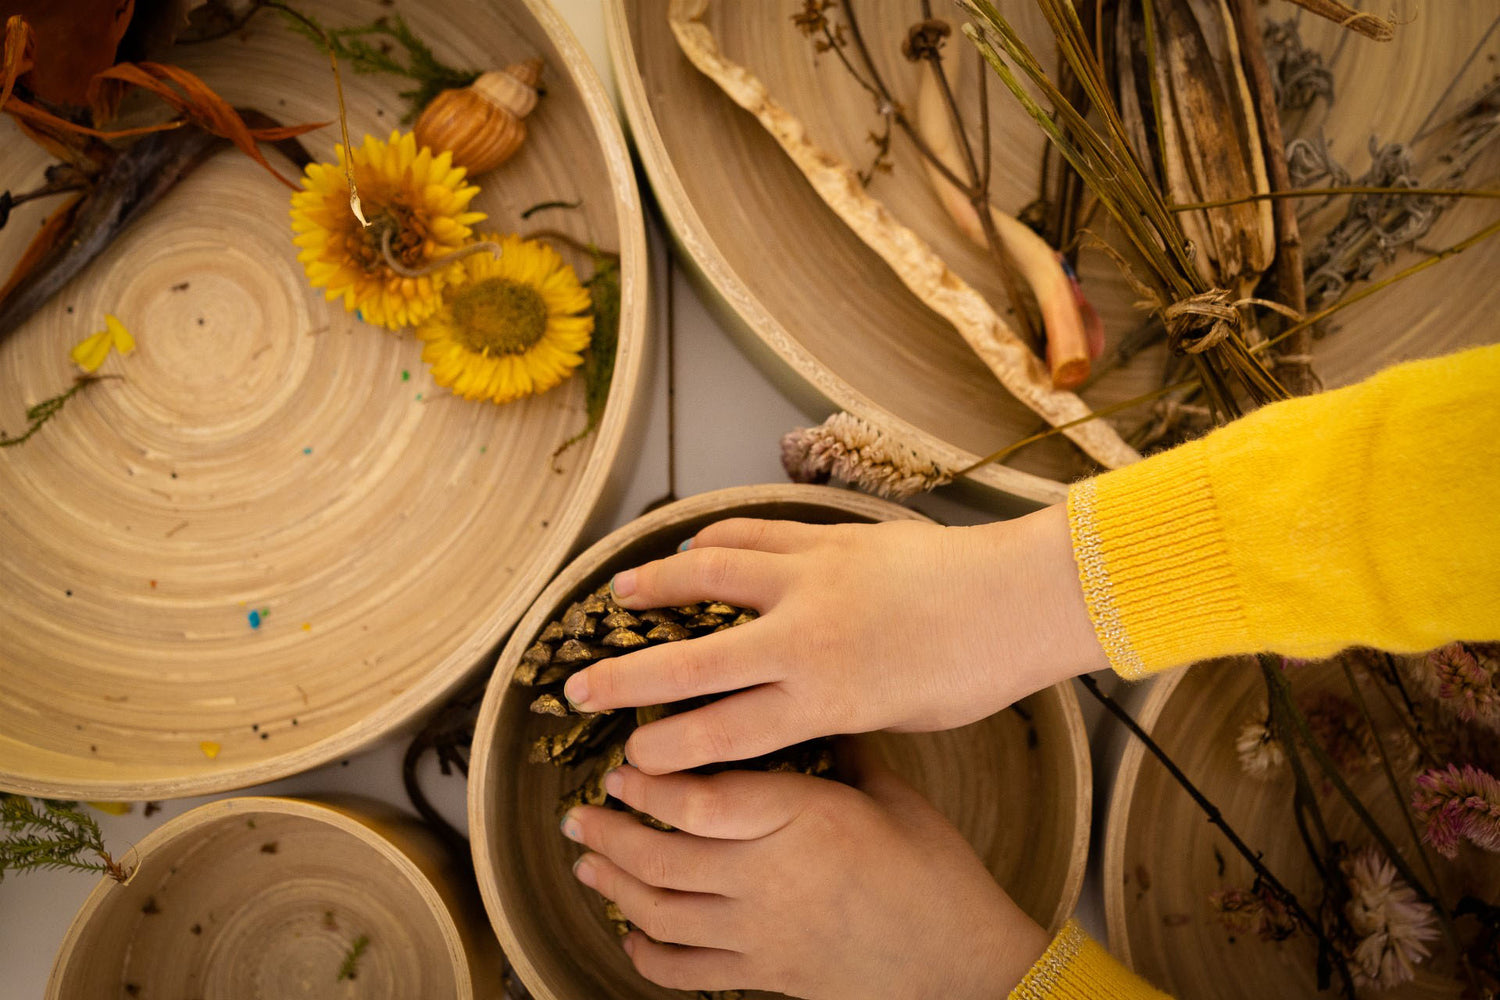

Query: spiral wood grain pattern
left=469, top=484, right=1091, bottom=1000
left=1104, top=660, right=1500, bottom=997
left=0, top=0, right=647, bottom=799
left=607, top=0, right=1500, bottom=504
left=47, top=796, right=506, bottom=1000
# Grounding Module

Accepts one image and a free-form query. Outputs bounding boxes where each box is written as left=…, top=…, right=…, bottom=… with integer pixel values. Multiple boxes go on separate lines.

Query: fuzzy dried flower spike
left=781, top=411, right=953, bottom=501
left=1408, top=643, right=1500, bottom=730
left=1411, top=763, right=1500, bottom=859
left=290, top=130, right=485, bottom=330
left=1234, top=709, right=1284, bottom=780
left=1342, top=846, right=1439, bottom=989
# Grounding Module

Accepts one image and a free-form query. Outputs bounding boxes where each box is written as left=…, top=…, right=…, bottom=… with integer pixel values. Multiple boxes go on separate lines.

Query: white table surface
left=0, top=4, right=1120, bottom=995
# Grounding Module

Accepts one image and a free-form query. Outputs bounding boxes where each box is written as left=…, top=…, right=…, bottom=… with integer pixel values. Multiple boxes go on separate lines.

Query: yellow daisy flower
left=416, top=233, right=593, bottom=404
left=289, top=131, right=485, bottom=330
left=70, top=314, right=135, bottom=372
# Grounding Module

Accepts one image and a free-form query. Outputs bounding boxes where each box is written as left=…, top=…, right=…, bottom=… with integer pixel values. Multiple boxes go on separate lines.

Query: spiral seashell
left=414, top=58, right=545, bottom=176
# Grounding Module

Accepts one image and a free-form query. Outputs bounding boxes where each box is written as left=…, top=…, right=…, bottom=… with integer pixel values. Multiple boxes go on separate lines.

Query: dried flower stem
left=1076, top=673, right=1353, bottom=991
left=1338, top=658, right=1471, bottom=983
left=377, top=225, right=502, bottom=279
left=1174, top=185, right=1500, bottom=211
left=1283, top=0, right=1395, bottom=42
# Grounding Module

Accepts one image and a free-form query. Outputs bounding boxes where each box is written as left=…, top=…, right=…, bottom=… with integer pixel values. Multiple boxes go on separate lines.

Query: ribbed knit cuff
left=1009, top=922, right=1170, bottom=1000
left=1068, top=440, right=1251, bottom=679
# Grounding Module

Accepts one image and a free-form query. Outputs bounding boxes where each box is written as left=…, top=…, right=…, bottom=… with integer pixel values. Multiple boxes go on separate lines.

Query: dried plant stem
left=1283, top=0, right=1395, bottom=42
left=1373, top=654, right=1440, bottom=769
left=1174, top=185, right=1500, bottom=211
left=840, top=0, right=1040, bottom=349
left=1078, top=673, right=1353, bottom=994
left=378, top=226, right=502, bottom=279
left=1338, top=661, right=1454, bottom=930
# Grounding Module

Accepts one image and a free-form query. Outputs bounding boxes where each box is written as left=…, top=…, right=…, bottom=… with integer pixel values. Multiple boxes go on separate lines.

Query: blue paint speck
left=248, top=609, right=262, bottom=629
left=302, top=447, right=312, bottom=455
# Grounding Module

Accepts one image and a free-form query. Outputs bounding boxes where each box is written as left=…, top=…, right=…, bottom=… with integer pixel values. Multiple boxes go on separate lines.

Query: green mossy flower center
left=450, top=278, right=549, bottom=355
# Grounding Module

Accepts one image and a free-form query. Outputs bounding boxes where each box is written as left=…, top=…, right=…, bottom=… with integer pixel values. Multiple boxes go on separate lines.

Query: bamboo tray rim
left=0, top=0, right=650, bottom=802
left=469, top=483, right=1092, bottom=997
left=602, top=2, right=1068, bottom=507
left=45, top=795, right=473, bottom=998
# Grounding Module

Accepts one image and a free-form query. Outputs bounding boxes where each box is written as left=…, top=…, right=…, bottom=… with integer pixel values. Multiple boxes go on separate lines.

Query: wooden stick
left=667, top=0, right=1140, bottom=470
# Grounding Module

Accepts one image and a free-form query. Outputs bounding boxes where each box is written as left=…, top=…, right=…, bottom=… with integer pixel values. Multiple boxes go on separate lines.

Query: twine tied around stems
left=1163, top=288, right=1307, bottom=356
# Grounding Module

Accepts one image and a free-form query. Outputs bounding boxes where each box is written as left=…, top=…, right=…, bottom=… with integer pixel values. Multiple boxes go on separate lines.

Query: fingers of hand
left=610, top=546, right=785, bottom=611
left=602, top=765, right=810, bottom=840
left=572, top=852, right=734, bottom=950
left=689, top=517, right=821, bottom=555
left=564, top=624, right=777, bottom=714
left=563, top=804, right=729, bottom=893
left=621, top=933, right=752, bottom=994
left=625, top=684, right=817, bottom=775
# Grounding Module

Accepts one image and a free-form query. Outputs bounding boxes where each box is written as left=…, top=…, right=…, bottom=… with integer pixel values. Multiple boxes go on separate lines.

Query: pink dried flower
left=1428, top=643, right=1500, bottom=725
left=1301, top=691, right=1377, bottom=774
left=780, top=412, right=952, bottom=500
left=1235, top=712, right=1285, bottom=780
left=1411, top=763, right=1500, bottom=858
left=1209, top=885, right=1297, bottom=942
left=1342, top=846, right=1439, bottom=989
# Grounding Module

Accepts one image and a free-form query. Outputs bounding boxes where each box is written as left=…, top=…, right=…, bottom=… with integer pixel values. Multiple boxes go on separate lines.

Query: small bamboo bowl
left=48, top=795, right=504, bottom=999
left=470, top=484, right=1091, bottom=1000
left=606, top=0, right=1500, bottom=505
left=1103, top=660, right=1500, bottom=998
left=0, top=0, right=648, bottom=800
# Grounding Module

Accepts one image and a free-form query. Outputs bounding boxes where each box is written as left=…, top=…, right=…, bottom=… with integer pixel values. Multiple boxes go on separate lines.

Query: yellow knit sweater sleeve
left=1067, top=345, right=1500, bottom=679
left=1008, top=922, right=1171, bottom=1000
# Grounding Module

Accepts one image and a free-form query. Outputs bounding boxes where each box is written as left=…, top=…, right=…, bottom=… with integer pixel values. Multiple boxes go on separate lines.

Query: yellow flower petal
left=200, top=741, right=221, bottom=760
left=104, top=314, right=135, bottom=355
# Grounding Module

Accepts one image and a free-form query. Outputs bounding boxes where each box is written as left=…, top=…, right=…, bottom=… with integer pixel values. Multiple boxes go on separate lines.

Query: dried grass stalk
left=667, top=0, right=1139, bottom=471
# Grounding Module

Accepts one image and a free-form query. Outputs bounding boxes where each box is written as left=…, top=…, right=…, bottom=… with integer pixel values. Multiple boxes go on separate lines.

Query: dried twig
left=1281, top=0, right=1395, bottom=42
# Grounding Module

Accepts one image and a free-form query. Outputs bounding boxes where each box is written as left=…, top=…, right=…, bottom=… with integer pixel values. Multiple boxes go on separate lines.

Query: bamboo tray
left=606, top=0, right=1500, bottom=505
left=1103, top=661, right=1500, bottom=997
left=468, top=484, right=1091, bottom=1000
left=0, top=0, right=647, bottom=799
left=47, top=795, right=504, bottom=999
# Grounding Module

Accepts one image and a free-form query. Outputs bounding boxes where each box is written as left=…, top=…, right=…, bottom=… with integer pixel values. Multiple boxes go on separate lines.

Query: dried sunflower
left=415, top=233, right=592, bottom=404
left=289, top=130, right=484, bottom=330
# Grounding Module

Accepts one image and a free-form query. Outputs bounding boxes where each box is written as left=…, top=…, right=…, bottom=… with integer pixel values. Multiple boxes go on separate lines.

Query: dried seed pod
left=675, top=604, right=704, bottom=616
left=639, top=609, right=676, bottom=624
left=413, top=58, right=544, bottom=176
left=703, top=602, right=738, bottom=615
left=687, top=613, right=725, bottom=630
left=515, top=641, right=553, bottom=685
left=579, top=591, right=609, bottom=615
left=534, top=663, right=571, bottom=687
left=538, top=621, right=566, bottom=643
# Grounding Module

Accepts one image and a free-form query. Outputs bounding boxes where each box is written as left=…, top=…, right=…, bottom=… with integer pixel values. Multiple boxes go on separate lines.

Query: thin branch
left=1172, top=185, right=1500, bottom=211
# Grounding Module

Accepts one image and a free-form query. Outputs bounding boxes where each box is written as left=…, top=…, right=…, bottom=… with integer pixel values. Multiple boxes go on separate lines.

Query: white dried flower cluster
left=1343, top=846, right=1439, bottom=990
left=1234, top=713, right=1285, bottom=779
left=780, top=411, right=953, bottom=501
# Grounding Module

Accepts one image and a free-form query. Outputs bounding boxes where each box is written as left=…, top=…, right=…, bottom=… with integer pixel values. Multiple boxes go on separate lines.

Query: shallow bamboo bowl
left=47, top=795, right=505, bottom=999
left=0, top=0, right=647, bottom=799
left=1104, top=660, right=1500, bottom=997
left=607, top=0, right=1500, bottom=505
left=469, top=484, right=1091, bottom=1000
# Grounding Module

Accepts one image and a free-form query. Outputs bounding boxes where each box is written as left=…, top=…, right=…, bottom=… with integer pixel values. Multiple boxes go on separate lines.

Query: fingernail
left=621, top=933, right=637, bottom=957
left=560, top=811, right=583, bottom=843
left=610, top=569, right=637, bottom=600
left=677, top=538, right=693, bottom=553
left=602, top=768, right=624, bottom=799
left=572, top=855, right=598, bottom=889
left=564, top=671, right=589, bottom=709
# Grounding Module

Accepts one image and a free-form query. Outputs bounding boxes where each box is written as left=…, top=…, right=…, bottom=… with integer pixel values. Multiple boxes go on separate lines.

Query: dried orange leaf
left=90, top=61, right=324, bottom=189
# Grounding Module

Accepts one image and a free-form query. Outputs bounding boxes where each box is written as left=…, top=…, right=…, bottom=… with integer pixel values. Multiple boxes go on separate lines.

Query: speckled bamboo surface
left=0, top=0, right=648, bottom=799
left=1104, top=661, right=1500, bottom=998
left=469, top=484, right=1092, bottom=1000
left=47, top=795, right=505, bottom=999
left=606, top=0, right=1500, bottom=505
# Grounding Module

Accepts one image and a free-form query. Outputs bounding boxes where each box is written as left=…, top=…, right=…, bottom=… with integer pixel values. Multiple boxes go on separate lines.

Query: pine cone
left=518, top=580, right=833, bottom=988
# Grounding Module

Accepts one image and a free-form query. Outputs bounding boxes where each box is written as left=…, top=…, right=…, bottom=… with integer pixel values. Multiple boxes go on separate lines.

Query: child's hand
left=563, top=504, right=1106, bottom=774
left=561, top=748, right=1050, bottom=999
